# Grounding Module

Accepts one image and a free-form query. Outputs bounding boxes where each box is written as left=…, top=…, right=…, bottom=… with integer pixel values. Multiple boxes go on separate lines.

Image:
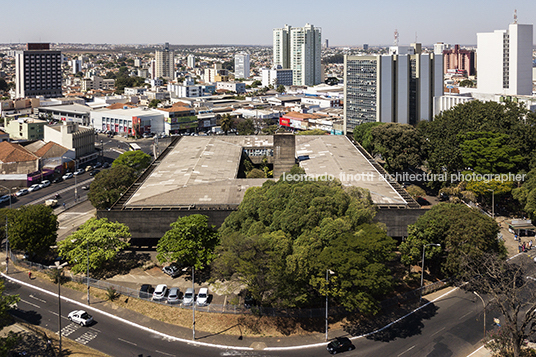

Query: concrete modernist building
left=477, top=23, right=533, bottom=95
left=15, top=43, right=63, bottom=99
left=98, top=135, right=422, bottom=242
left=35, top=103, right=91, bottom=126
left=216, top=81, right=246, bottom=94
left=154, top=43, right=174, bottom=80
left=343, top=44, right=443, bottom=132
left=273, top=23, right=322, bottom=86
left=91, top=107, right=164, bottom=136
left=81, top=76, right=115, bottom=92
left=234, top=52, right=250, bottom=79
left=261, top=65, right=293, bottom=88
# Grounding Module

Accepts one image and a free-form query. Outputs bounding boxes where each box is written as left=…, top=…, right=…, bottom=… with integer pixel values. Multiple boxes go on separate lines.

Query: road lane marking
left=58, top=323, right=81, bottom=337
left=459, top=312, right=472, bottom=320
left=431, top=327, right=445, bottom=337
left=397, top=345, right=415, bottom=356
left=156, top=351, right=176, bottom=357
left=76, top=330, right=98, bottom=345
left=29, top=294, right=47, bottom=303
left=19, top=299, right=40, bottom=309
left=118, top=338, right=137, bottom=346
left=90, top=327, right=101, bottom=332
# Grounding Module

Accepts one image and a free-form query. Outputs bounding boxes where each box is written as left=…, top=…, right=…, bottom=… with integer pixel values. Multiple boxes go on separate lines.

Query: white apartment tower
left=477, top=23, right=533, bottom=95
left=234, top=52, right=250, bottom=79
left=154, top=42, right=174, bottom=80
left=343, top=44, right=444, bottom=133
left=273, top=23, right=322, bottom=86
left=15, top=43, right=63, bottom=99
left=187, top=55, right=195, bottom=69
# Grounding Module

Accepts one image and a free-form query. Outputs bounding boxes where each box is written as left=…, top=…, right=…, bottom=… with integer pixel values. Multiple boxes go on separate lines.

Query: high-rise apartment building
left=187, top=55, right=195, bottom=69
left=273, top=23, right=322, bottom=86
left=343, top=44, right=443, bottom=133
left=15, top=43, right=62, bottom=99
left=154, top=42, right=174, bottom=80
left=234, top=52, right=250, bottom=79
left=443, top=44, right=476, bottom=76
left=477, top=23, right=533, bottom=95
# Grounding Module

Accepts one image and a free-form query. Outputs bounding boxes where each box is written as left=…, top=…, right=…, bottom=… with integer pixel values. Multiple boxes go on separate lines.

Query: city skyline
left=2, top=0, right=536, bottom=47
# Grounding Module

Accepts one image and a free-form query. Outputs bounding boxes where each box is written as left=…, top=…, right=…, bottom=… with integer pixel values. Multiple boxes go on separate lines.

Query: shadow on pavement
left=343, top=300, right=439, bottom=342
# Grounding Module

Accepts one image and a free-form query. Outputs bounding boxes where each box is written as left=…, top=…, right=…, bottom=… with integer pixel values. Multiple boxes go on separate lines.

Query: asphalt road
left=5, top=273, right=494, bottom=357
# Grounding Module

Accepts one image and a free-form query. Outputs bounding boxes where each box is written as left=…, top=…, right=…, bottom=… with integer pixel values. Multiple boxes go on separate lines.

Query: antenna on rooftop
left=415, top=32, right=418, bottom=43
left=394, top=29, right=399, bottom=46
left=514, top=9, right=518, bottom=24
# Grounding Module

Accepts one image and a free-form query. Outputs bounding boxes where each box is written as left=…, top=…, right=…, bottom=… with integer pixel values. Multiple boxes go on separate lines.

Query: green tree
left=3, top=205, right=58, bottom=256
left=251, top=80, right=261, bottom=88
left=112, top=150, right=151, bottom=174
left=88, top=165, right=137, bottom=209
left=148, top=99, right=161, bottom=108
left=399, top=203, right=505, bottom=278
left=0, top=78, right=8, bottom=92
left=370, top=123, right=425, bottom=172
left=246, top=168, right=265, bottom=178
left=458, top=79, right=475, bottom=88
left=459, top=132, right=524, bottom=174
left=353, top=122, right=384, bottom=153
left=405, top=185, right=426, bottom=199
left=213, top=179, right=391, bottom=310
left=58, top=218, right=131, bottom=274
left=418, top=100, right=536, bottom=182
left=156, top=214, right=219, bottom=270
left=220, top=114, right=234, bottom=135
left=276, top=85, right=286, bottom=93
left=237, top=119, right=255, bottom=135
left=0, top=280, right=20, bottom=354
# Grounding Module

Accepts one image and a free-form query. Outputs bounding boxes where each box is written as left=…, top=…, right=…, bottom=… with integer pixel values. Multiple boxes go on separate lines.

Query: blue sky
left=2, top=0, right=535, bottom=46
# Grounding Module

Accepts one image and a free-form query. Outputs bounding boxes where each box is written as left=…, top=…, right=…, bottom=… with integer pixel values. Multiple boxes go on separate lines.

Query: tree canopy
left=418, top=100, right=536, bottom=179
left=88, top=165, right=137, bottom=209
left=237, top=119, right=255, bottom=135
left=1, top=206, right=58, bottom=256
left=353, top=122, right=384, bottom=153
left=369, top=123, right=426, bottom=172
left=112, top=150, right=152, bottom=174
left=399, top=203, right=505, bottom=278
left=213, top=179, right=396, bottom=313
left=0, top=280, right=20, bottom=354
left=58, top=218, right=131, bottom=274
left=156, top=214, right=219, bottom=270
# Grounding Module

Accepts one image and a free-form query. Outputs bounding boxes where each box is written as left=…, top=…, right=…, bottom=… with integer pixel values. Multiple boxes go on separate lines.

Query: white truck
left=45, top=199, right=58, bottom=207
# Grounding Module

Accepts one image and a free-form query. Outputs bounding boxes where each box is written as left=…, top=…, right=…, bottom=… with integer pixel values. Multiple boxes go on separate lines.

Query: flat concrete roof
left=125, top=135, right=406, bottom=208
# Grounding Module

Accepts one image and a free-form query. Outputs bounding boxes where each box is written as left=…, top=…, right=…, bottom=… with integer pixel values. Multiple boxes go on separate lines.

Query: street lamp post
left=87, top=240, right=90, bottom=305
left=1, top=185, right=12, bottom=274
left=474, top=291, right=486, bottom=339
left=420, top=243, right=441, bottom=304
left=192, top=266, right=196, bottom=340
left=49, top=261, right=68, bottom=357
left=325, top=269, right=335, bottom=341
left=488, top=189, right=495, bottom=219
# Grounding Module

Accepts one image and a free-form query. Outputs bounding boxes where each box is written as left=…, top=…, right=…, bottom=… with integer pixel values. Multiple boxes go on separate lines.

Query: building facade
left=443, top=45, right=476, bottom=76
left=154, top=43, right=174, bottom=80
left=4, top=117, right=47, bottom=141
left=273, top=23, right=322, bottom=86
left=234, top=52, right=250, bottom=79
left=343, top=45, right=443, bottom=133
left=15, top=43, right=63, bottom=99
left=187, top=55, right=195, bottom=69
left=262, top=66, right=293, bottom=87
left=477, top=23, right=533, bottom=95
left=43, top=122, right=95, bottom=160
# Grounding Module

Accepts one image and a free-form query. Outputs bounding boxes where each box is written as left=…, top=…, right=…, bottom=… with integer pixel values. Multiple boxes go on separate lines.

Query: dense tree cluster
left=211, top=178, right=396, bottom=314
left=0, top=205, right=58, bottom=256
left=88, top=165, right=137, bottom=209
left=399, top=203, right=505, bottom=278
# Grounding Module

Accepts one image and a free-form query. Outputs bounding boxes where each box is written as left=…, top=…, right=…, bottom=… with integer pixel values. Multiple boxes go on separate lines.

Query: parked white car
left=68, top=310, right=93, bottom=326
left=183, top=288, right=194, bottom=306
left=39, top=180, right=51, bottom=188
left=196, top=288, right=209, bottom=306
left=152, top=284, right=168, bottom=301
left=28, top=184, right=41, bottom=192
